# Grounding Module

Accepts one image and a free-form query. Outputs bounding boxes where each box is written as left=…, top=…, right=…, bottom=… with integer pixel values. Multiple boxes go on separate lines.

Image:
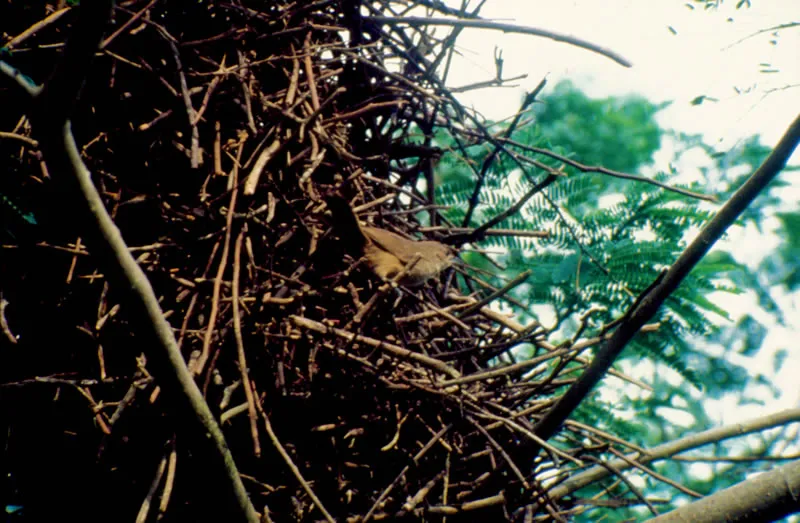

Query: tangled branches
left=0, top=1, right=706, bottom=521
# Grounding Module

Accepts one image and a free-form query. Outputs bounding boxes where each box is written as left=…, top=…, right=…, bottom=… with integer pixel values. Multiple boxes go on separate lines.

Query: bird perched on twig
left=325, top=196, right=454, bottom=287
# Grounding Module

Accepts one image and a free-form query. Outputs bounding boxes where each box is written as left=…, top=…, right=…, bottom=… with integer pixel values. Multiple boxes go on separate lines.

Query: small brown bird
left=326, top=196, right=453, bottom=286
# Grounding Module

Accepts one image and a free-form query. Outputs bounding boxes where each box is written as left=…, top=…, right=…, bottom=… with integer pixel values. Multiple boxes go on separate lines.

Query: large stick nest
left=0, top=2, right=629, bottom=521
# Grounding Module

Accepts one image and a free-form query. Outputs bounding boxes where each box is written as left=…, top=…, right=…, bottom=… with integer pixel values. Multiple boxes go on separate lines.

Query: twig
left=499, top=136, right=717, bottom=202
left=193, top=63, right=224, bottom=126
left=549, top=407, right=800, bottom=501
left=254, top=392, right=336, bottom=523
left=135, top=453, right=168, bottom=523
left=237, top=51, right=257, bottom=134
left=607, top=447, right=701, bottom=498
left=449, top=73, right=528, bottom=93
left=421, top=226, right=548, bottom=239
left=4, top=7, right=71, bottom=49
left=467, top=416, right=530, bottom=489
left=166, top=39, right=201, bottom=168
left=0, top=131, right=39, bottom=148
left=303, top=32, right=321, bottom=111
left=397, top=471, right=445, bottom=515
left=0, top=295, right=17, bottom=344
left=476, top=410, right=582, bottom=466
left=324, top=99, right=408, bottom=123
left=422, top=492, right=506, bottom=515
left=291, top=315, right=461, bottom=379
left=157, top=440, right=179, bottom=519
left=440, top=347, right=569, bottom=388
left=457, top=269, right=531, bottom=318
left=584, top=456, right=659, bottom=517
left=196, top=136, right=246, bottom=375
left=233, top=227, right=261, bottom=457
left=564, top=420, right=648, bottom=455
left=462, top=81, right=544, bottom=227
left=101, top=0, right=159, bottom=49
left=400, top=291, right=472, bottom=332
left=721, top=21, right=800, bottom=51
left=369, top=16, right=632, bottom=67
left=244, top=132, right=282, bottom=195
left=363, top=424, right=452, bottom=522
left=454, top=174, right=559, bottom=245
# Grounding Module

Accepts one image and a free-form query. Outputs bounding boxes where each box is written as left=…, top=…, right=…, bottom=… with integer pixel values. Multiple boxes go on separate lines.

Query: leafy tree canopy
left=434, top=80, right=791, bottom=520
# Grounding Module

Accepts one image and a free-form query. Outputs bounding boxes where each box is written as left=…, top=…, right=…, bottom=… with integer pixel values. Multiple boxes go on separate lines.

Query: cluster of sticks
left=0, top=1, right=680, bottom=521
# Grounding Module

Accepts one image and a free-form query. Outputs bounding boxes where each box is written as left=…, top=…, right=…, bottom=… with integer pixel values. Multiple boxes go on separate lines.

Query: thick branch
left=650, top=459, right=800, bottom=523
left=1, top=2, right=258, bottom=521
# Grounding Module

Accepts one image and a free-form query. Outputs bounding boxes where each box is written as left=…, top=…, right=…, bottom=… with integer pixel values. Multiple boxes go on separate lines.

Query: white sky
left=449, top=1, right=799, bottom=152
left=438, top=1, right=800, bottom=418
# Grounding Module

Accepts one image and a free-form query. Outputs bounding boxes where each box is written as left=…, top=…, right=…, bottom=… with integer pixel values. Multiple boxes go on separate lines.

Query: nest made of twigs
left=0, top=2, right=618, bottom=521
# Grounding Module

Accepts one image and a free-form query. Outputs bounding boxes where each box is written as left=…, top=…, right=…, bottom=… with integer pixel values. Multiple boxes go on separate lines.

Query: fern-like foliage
left=432, top=83, right=753, bottom=426
left=427, top=81, right=787, bottom=521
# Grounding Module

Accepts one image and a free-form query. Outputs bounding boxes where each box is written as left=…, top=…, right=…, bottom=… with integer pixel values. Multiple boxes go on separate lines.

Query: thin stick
left=467, top=416, right=530, bottom=489
left=135, top=453, right=168, bottom=523
left=196, top=138, right=245, bottom=375
left=303, top=32, right=321, bottom=111
left=157, top=440, right=179, bottom=517
left=232, top=228, right=261, bottom=457
left=421, top=226, right=548, bottom=239
left=166, top=39, right=201, bottom=168
left=291, top=315, right=461, bottom=379
left=457, top=269, right=531, bottom=318
left=369, top=16, right=632, bottom=67
left=363, top=424, right=452, bottom=522
left=440, top=348, right=569, bottom=388
left=254, top=392, right=336, bottom=523
left=244, top=133, right=281, bottom=195
left=4, top=7, right=71, bottom=49
left=0, top=295, right=17, bottom=344
left=499, top=136, right=717, bottom=202
left=608, top=447, right=701, bottom=498
left=101, top=0, right=158, bottom=49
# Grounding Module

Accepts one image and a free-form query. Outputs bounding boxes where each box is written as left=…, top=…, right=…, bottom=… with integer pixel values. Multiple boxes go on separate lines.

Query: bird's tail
left=324, top=195, right=368, bottom=253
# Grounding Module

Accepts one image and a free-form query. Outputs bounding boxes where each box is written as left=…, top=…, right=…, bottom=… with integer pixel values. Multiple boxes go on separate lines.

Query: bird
left=325, top=196, right=453, bottom=286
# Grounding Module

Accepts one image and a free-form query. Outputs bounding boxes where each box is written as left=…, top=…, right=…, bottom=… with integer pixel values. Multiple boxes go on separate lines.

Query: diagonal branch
left=462, top=79, right=545, bottom=227
left=452, top=173, right=558, bottom=245
left=1, top=2, right=258, bottom=521
left=498, top=136, right=718, bottom=202
left=548, top=407, right=800, bottom=504
left=532, top=112, right=800, bottom=444
left=648, top=459, right=800, bottom=522
left=368, top=16, right=632, bottom=67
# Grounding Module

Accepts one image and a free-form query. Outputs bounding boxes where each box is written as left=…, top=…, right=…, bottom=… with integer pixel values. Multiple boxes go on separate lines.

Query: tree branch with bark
left=0, top=2, right=258, bottom=521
